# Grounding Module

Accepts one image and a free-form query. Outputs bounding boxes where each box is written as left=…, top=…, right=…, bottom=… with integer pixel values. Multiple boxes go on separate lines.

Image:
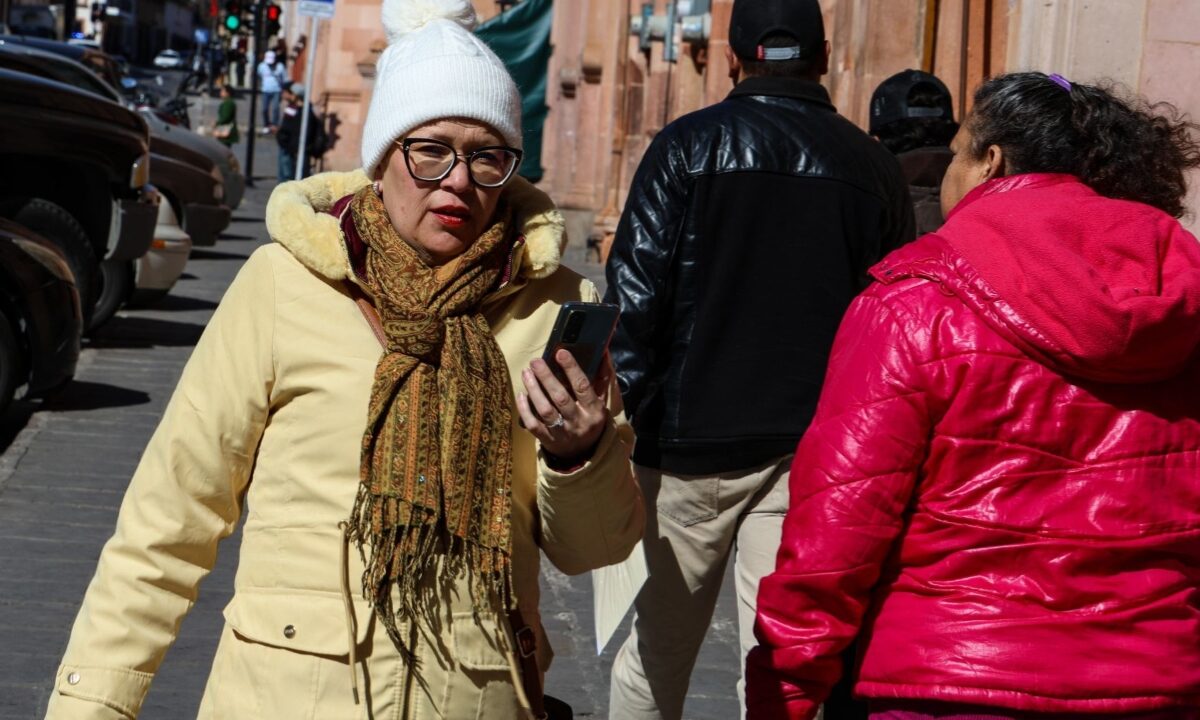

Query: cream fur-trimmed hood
left=264, top=169, right=566, bottom=282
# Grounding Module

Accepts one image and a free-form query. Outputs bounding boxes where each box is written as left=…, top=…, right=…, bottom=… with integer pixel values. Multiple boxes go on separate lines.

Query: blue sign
left=298, top=0, right=333, bottom=19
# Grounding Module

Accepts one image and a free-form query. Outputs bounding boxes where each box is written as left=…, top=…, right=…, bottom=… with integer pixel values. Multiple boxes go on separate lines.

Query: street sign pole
left=294, top=13, right=319, bottom=181
left=295, top=0, right=334, bottom=181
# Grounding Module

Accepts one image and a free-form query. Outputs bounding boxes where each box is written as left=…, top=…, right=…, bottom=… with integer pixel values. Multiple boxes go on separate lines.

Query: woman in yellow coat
left=45, top=1, right=643, bottom=717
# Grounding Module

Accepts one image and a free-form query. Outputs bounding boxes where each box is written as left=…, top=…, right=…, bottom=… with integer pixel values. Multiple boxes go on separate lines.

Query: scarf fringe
left=348, top=482, right=515, bottom=656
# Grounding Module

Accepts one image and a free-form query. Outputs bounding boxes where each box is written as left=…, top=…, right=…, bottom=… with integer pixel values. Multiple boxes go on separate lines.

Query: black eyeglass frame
left=398, top=137, right=524, bottom=188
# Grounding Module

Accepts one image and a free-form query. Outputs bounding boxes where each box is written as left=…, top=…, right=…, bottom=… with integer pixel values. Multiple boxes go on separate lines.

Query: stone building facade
left=295, top=0, right=1200, bottom=237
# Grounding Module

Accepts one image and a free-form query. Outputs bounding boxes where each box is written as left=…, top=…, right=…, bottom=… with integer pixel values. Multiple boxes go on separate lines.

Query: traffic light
left=224, top=0, right=241, bottom=31
left=265, top=3, right=281, bottom=38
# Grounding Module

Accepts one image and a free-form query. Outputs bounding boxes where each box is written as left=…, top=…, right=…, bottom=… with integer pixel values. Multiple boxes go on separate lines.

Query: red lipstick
left=431, top=204, right=470, bottom=228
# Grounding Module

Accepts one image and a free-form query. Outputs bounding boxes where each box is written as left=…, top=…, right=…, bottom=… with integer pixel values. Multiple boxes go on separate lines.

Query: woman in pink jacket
left=747, top=72, right=1200, bottom=719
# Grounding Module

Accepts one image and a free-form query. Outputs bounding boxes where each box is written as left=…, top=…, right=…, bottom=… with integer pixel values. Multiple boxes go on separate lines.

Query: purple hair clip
left=1048, top=73, right=1072, bottom=92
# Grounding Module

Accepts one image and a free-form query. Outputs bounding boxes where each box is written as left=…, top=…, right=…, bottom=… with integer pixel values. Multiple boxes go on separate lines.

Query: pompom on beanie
left=361, top=0, right=523, bottom=177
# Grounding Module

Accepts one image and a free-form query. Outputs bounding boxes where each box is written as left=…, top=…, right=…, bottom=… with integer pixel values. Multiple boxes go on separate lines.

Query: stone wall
left=1007, top=0, right=1200, bottom=232
left=301, top=0, right=1200, bottom=233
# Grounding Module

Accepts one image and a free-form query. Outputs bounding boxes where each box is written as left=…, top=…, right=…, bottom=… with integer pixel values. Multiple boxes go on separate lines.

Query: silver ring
left=546, top=414, right=566, bottom=429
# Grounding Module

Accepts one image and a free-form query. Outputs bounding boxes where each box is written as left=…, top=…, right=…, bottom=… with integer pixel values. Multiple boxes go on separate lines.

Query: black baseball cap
left=869, top=69, right=954, bottom=135
left=728, top=0, right=825, bottom=62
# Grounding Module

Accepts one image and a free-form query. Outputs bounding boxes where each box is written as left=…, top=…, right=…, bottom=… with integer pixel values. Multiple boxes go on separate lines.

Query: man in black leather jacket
left=605, top=2, right=914, bottom=717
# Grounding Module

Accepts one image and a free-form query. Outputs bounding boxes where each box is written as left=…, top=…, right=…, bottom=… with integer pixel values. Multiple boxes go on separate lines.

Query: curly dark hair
left=967, top=72, right=1200, bottom=218
left=874, top=83, right=959, bottom=155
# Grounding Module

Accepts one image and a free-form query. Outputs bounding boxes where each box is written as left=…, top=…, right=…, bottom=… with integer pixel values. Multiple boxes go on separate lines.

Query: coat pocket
left=207, top=591, right=378, bottom=720
left=445, top=612, right=523, bottom=720
left=452, top=612, right=512, bottom=671
left=222, top=588, right=372, bottom=656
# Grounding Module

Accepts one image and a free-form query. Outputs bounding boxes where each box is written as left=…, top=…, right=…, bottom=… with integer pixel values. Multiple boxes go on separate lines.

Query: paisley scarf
left=346, top=185, right=515, bottom=650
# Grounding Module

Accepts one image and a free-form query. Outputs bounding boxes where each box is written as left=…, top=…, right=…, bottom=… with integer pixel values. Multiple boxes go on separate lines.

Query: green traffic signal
left=224, top=0, right=241, bottom=31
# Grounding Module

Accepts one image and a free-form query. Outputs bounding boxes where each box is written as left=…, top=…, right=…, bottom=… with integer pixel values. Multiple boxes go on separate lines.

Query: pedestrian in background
left=275, top=83, right=299, bottom=180
left=274, top=37, right=289, bottom=71
left=276, top=82, right=326, bottom=181
left=43, top=0, right=642, bottom=717
left=206, top=43, right=226, bottom=95
left=870, top=70, right=959, bottom=234
left=603, top=0, right=914, bottom=718
left=212, top=83, right=239, bottom=147
left=256, top=49, right=285, bottom=133
left=233, top=37, right=247, bottom=87
left=749, top=72, right=1200, bottom=720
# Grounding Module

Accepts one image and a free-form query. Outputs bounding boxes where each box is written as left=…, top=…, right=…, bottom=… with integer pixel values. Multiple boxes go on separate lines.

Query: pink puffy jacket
left=747, top=174, right=1200, bottom=718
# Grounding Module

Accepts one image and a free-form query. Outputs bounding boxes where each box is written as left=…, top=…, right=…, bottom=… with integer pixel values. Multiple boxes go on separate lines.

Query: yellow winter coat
left=46, top=171, right=644, bottom=719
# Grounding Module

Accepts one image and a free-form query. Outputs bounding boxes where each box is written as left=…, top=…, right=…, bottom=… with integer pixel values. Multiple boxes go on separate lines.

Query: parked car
left=153, top=49, right=186, bottom=70
left=2, top=33, right=124, bottom=87
left=0, top=42, right=229, bottom=321
left=4, top=34, right=192, bottom=127
left=0, top=38, right=242, bottom=217
left=0, top=68, right=157, bottom=330
left=0, top=218, right=82, bottom=416
left=152, top=112, right=244, bottom=213
left=129, top=201, right=192, bottom=307
left=67, top=37, right=102, bottom=50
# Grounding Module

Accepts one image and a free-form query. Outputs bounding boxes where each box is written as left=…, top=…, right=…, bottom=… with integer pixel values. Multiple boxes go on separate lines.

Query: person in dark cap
left=276, top=82, right=327, bottom=181
left=604, top=1, right=914, bottom=718
left=870, top=69, right=960, bottom=234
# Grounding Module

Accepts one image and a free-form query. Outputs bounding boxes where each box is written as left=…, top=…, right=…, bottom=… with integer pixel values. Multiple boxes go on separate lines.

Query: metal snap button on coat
left=67, top=672, right=81, bottom=685
left=283, top=625, right=296, bottom=639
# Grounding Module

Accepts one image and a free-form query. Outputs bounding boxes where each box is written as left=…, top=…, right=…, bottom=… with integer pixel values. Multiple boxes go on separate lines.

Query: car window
left=80, top=50, right=122, bottom=89
left=0, top=51, right=120, bottom=101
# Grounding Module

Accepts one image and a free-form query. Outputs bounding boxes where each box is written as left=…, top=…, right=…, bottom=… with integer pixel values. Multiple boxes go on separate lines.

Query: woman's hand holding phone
left=517, top=348, right=612, bottom=463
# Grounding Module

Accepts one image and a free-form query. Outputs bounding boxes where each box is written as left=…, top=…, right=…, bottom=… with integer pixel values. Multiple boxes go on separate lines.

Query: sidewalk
left=0, top=194, right=272, bottom=719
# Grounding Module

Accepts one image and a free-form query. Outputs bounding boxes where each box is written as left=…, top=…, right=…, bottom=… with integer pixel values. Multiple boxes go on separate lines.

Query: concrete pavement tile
left=0, top=685, right=53, bottom=719
left=0, top=650, right=63, bottom=684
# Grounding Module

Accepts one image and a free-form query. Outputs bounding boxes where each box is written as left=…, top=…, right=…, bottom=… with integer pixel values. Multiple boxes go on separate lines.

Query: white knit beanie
left=361, top=0, right=523, bottom=177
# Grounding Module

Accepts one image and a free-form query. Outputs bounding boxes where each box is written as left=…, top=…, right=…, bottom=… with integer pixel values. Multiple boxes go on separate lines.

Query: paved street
left=0, top=93, right=740, bottom=719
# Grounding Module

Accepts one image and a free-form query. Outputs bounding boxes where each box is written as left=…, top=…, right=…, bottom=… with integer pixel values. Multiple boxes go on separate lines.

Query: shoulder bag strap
left=347, top=282, right=386, bottom=348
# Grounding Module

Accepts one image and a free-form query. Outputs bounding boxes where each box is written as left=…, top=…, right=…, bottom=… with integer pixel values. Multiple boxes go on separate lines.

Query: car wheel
left=0, top=310, right=20, bottom=418
left=89, top=259, right=134, bottom=331
left=6, top=199, right=99, bottom=328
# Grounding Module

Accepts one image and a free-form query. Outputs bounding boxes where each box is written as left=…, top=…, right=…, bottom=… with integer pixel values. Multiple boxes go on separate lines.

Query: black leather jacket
left=605, top=76, right=915, bottom=474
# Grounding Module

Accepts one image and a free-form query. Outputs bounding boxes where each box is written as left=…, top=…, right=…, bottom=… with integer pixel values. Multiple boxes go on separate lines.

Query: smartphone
left=542, top=301, right=619, bottom=385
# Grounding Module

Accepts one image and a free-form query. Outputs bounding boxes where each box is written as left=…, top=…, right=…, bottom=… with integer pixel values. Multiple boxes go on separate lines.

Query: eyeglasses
left=399, top=137, right=523, bottom=188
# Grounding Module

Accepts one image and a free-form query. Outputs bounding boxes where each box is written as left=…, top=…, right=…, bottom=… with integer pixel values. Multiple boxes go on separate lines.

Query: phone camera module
left=563, top=311, right=585, bottom=343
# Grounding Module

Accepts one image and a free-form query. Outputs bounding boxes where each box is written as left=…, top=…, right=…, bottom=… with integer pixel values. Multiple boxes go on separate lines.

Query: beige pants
left=609, top=455, right=792, bottom=720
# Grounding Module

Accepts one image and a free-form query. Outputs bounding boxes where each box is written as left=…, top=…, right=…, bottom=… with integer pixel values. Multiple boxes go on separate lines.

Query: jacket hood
left=874, top=173, right=1200, bottom=383
left=264, top=169, right=566, bottom=284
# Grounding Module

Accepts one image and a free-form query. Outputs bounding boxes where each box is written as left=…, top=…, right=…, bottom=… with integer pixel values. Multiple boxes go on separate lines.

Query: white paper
left=591, top=540, right=649, bottom=655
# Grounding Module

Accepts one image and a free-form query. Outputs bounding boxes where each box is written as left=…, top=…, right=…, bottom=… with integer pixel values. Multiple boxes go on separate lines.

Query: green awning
left=476, top=0, right=552, bottom=183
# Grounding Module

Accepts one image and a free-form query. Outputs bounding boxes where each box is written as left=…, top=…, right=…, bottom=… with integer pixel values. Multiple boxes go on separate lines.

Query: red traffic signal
left=265, top=3, right=281, bottom=22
